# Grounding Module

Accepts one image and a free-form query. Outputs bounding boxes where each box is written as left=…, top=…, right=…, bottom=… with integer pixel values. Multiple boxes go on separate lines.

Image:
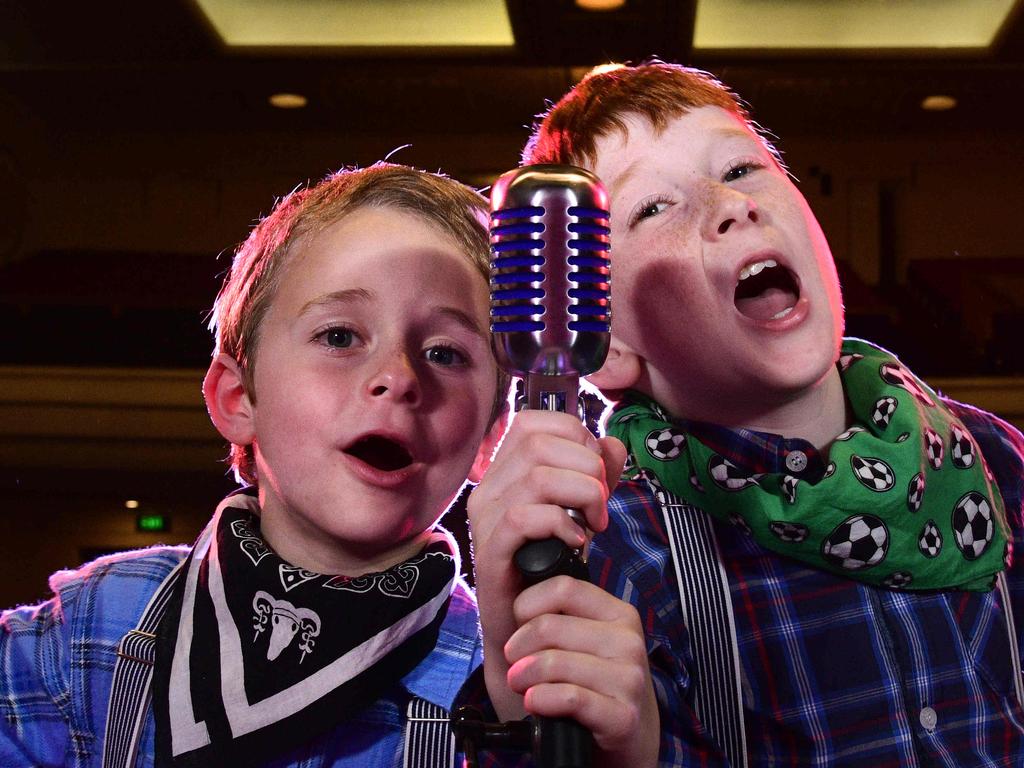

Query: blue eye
left=323, top=327, right=355, bottom=348
left=425, top=345, right=466, bottom=366
left=629, top=196, right=671, bottom=227
left=723, top=162, right=762, bottom=182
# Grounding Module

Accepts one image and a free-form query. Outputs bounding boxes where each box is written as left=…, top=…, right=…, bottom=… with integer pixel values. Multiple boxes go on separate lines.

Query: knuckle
left=531, top=613, right=558, bottom=642
left=526, top=464, right=551, bottom=491
left=561, top=685, right=582, bottom=711
left=622, top=664, right=646, bottom=694
left=506, top=505, right=530, bottom=531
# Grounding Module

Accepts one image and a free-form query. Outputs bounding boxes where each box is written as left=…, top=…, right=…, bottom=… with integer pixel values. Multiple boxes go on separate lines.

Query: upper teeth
left=738, top=259, right=778, bottom=282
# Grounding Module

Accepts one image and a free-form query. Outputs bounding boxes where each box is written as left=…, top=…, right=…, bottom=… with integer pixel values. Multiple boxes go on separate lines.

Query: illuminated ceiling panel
left=694, top=0, right=1017, bottom=50
left=193, top=0, right=514, bottom=49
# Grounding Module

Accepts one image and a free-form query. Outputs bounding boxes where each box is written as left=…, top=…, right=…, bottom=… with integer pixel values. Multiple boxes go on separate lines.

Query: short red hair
left=523, top=61, right=771, bottom=169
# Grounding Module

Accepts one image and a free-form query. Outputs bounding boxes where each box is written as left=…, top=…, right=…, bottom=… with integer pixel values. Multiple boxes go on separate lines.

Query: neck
left=738, top=367, right=849, bottom=449
left=648, top=364, right=849, bottom=450
left=257, top=506, right=435, bottom=577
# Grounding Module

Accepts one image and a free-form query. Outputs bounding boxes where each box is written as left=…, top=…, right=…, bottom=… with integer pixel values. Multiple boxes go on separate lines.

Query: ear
left=587, top=336, right=642, bottom=395
left=468, top=405, right=511, bottom=483
left=203, top=353, right=257, bottom=447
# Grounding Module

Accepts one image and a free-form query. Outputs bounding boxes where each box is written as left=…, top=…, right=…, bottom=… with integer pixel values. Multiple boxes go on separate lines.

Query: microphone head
left=488, top=164, right=611, bottom=379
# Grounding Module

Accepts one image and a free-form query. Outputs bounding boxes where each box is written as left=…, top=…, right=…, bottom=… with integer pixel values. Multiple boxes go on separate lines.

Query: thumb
left=598, top=435, right=627, bottom=494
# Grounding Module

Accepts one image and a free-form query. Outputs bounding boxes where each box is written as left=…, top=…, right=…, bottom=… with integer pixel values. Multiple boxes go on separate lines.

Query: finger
left=484, top=432, right=606, bottom=496
left=599, top=435, right=628, bottom=488
left=507, top=648, right=649, bottom=703
left=520, top=682, right=645, bottom=750
left=505, top=611, right=646, bottom=667
left=512, top=576, right=641, bottom=628
left=484, top=503, right=588, bottom=565
left=511, top=409, right=601, bottom=450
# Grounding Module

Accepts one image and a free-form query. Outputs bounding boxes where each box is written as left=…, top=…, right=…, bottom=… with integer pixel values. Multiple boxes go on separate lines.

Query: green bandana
left=606, top=339, right=1009, bottom=591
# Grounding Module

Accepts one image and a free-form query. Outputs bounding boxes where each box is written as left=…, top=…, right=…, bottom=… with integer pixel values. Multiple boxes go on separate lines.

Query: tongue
left=735, top=286, right=797, bottom=321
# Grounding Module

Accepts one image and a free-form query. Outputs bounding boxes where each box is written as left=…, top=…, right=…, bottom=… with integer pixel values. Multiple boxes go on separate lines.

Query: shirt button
left=785, top=450, right=808, bottom=473
left=919, top=706, right=937, bottom=732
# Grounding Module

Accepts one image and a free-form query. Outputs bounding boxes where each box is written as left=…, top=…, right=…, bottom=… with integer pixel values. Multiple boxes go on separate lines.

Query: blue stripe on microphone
left=567, top=206, right=609, bottom=220
left=492, top=287, right=545, bottom=300
left=491, top=305, right=544, bottom=317
left=492, top=239, right=545, bottom=253
left=568, top=255, right=611, bottom=269
left=492, top=320, right=545, bottom=332
left=493, top=255, right=544, bottom=268
left=492, top=222, right=545, bottom=236
left=569, top=238, right=610, bottom=251
left=567, top=222, right=610, bottom=236
left=568, top=320, right=611, bottom=332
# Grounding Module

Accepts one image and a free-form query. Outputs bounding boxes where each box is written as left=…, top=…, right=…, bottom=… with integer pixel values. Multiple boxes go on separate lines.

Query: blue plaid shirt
left=592, top=396, right=1024, bottom=767
left=0, top=544, right=482, bottom=767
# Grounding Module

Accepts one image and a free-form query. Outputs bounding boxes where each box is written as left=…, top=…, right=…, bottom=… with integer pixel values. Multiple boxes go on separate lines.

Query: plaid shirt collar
left=616, top=393, right=829, bottom=483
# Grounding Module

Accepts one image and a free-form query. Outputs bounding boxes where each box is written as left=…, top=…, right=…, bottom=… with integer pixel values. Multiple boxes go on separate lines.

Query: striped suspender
left=102, top=561, right=456, bottom=768
left=102, top=562, right=185, bottom=768
left=403, top=698, right=455, bottom=768
left=653, top=480, right=1024, bottom=764
left=648, top=479, right=749, bottom=768
left=997, top=571, right=1024, bottom=708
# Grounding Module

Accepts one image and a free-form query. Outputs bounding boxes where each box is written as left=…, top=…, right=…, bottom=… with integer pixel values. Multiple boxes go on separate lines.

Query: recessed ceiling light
left=576, top=0, right=626, bottom=10
left=124, top=499, right=139, bottom=509
left=921, top=94, right=957, bottom=111
left=269, top=93, right=308, bottom=109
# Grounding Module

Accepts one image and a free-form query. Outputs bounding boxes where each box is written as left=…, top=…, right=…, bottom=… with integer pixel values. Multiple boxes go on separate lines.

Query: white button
left=919, top=706, right=937, bottom=732
left=785, top=450, right=808, bottom=472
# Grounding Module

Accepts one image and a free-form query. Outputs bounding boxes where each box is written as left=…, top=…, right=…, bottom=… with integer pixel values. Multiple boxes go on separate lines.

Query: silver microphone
left=489, top=163, right=611, bottom=419
left=488, top=163, right=611, bottom=768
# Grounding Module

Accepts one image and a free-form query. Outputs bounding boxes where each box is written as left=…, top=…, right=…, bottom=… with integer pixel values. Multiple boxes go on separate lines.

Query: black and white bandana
left=152, top=490, right=458, bottom=767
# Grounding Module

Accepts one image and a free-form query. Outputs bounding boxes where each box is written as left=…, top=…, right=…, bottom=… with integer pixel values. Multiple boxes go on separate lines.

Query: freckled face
left=248, top=206, right=498, bottom=575
left=591, top=106, right=843, bottom=421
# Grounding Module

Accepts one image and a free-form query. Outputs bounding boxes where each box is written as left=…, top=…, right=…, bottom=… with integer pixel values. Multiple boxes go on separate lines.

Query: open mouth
left=344, top=435, right=414, bottom=472
left=734, top=259, right=800, bottom=321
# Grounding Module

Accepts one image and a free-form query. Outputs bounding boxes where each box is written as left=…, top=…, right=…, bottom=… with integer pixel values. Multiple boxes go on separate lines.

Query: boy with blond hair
left=469, top=62, right=1024, bottom=766
left=0, top=162, right=650, bottom=767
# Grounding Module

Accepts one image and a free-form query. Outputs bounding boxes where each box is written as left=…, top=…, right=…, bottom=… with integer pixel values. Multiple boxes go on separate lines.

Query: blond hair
left=209, top=162, right=510, bottom=484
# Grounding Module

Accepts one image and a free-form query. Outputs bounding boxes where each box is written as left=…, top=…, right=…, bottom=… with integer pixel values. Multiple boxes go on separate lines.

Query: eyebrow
left=437, top=306, right=489, bottom=340
left=299, top=289, right=487, bottom=339
left=299, top=288, right=373, bottom=316
left=607, top=126, right=762, bottom=195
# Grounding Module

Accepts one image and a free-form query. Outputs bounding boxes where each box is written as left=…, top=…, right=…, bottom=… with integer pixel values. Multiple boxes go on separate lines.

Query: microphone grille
left=488, top=164, right=611, bottom=377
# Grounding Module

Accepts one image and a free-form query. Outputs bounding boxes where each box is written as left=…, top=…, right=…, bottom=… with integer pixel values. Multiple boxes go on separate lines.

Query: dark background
left=2, top=0, right=1023, bottom=606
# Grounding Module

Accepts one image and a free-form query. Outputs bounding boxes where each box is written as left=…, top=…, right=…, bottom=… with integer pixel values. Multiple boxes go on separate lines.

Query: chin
left=758, top=343, right=838, bottom=396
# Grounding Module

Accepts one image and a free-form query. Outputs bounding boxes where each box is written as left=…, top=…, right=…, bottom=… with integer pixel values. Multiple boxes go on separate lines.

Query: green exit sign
left=136, top=512, right=169, bottom=533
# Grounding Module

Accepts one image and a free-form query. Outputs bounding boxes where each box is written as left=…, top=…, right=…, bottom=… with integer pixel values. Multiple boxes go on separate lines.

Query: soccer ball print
left=883, top=572, right=913, bottom=589
left=850, top=455, right=895, bottom=492
left=924, top=427, right=944, bottom=470
left=918, top=520, right=942, bottom=558
left=879, top=362, right=936, bottom=407
left=951, top=491, right=994, bottom=560
left=780, top=475, right=800, bottom=504
left=871, top=396, right=898, bottom=429
left=949, top=424, right=976, bottom=469
left=709, top=455, right=761, bottom=492
left=906, top=472, right=925, bottom=513
left=645, top=428, right=686, bottom=461
left=823, top=514, right=889, bottom=571
left=770, top=521, right=810, bottom=544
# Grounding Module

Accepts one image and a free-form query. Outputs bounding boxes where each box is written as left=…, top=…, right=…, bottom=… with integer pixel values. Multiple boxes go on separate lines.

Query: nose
left=705, top=186, right=759, bottom=240
left=366, top=351, right=422, bottom=406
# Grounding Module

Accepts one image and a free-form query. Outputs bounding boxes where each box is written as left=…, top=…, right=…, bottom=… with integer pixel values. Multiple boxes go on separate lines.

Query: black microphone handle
left=512, top=372, right=594, bottom=768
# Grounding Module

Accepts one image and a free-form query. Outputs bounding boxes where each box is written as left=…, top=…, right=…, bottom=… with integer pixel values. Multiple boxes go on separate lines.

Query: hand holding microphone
left=488, top=164, right=611, bottom=588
